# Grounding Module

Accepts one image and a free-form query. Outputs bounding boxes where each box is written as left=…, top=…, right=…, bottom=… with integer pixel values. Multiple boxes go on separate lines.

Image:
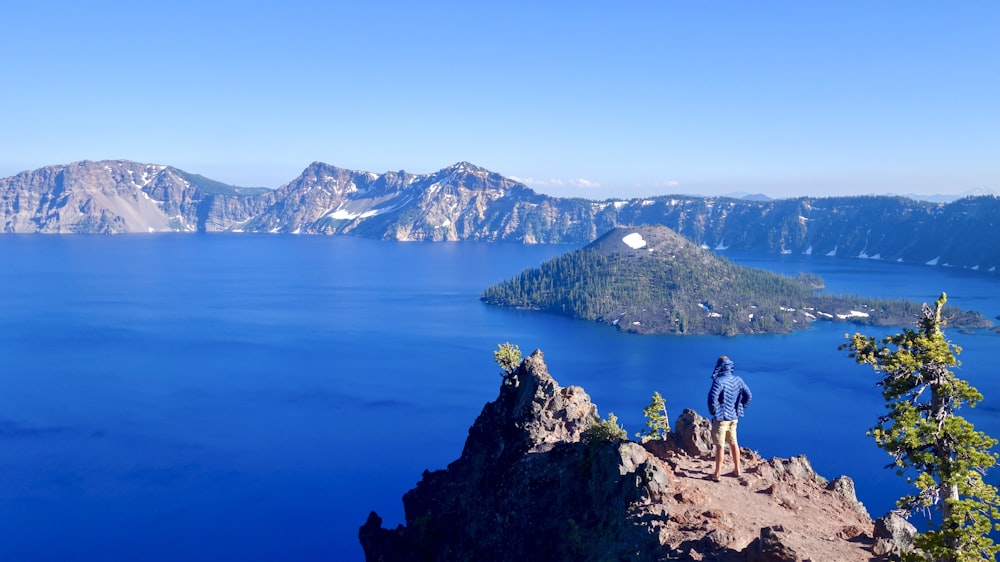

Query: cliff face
left=0, top=161, right=177, bottom=233
left=359, top=350, right=911, bottom=561
left=0, top=160, right=266, bottom=233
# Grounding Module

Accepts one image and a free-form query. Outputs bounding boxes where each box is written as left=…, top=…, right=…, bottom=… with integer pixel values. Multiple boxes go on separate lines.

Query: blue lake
left=0, top=235, right=998, bottom=561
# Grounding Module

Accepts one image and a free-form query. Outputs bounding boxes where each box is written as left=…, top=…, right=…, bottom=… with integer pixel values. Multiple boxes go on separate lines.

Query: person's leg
left=727, top=421, right=741, bottom=476
left=712, top=421, right=724, bottom=480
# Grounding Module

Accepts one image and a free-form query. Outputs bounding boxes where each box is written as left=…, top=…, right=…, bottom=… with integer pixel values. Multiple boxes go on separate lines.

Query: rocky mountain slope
left=0, top=160, right=271, bottom=233
left=2, top=160, right=999, bottom=272
left=359, top=349, right=917, bottom=561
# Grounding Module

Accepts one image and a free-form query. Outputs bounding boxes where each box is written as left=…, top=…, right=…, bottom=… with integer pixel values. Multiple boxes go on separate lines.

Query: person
left=707, top=355, right=752, bottom=481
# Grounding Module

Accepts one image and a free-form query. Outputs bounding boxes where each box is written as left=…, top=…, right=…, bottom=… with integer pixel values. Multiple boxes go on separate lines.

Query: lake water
left=0, top=235, right=998, bottom=561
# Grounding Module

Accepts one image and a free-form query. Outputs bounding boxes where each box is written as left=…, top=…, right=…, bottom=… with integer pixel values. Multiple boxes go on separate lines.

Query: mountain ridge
left=2, top=160, right=999, bottom=272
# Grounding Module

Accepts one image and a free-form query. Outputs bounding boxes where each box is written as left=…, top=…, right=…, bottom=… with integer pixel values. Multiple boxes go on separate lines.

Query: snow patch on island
left=836, top=310, right=870, bottom=320
left=622, top=232, right=647, bottom=249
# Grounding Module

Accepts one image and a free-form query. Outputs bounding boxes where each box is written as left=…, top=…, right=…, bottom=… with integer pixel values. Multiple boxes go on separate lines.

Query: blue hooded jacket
left=707, top=358, right=752, bottom=422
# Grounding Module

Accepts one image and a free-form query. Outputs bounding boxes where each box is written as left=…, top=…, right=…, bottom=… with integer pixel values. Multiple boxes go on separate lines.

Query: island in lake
left=481, top=225, right=990, bottom=336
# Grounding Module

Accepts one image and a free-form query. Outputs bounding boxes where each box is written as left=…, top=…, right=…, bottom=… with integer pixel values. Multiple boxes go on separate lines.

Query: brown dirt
left=651, top=447, right=881, bottom=561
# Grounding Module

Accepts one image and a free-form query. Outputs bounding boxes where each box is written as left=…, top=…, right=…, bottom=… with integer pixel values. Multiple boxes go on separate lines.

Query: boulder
left=873, top=511, right=918, bottom=559
left=827, top=475, right=869, bottom=517
left=671, top=408, right=713, bottom=457
left=747, top=526, right=800, bottom=562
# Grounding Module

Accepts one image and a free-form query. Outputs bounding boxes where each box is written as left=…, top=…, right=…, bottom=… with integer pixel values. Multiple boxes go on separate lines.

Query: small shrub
left=493, top=342, right=522, bottom=385
left=581, top=412, right=627, bottom=444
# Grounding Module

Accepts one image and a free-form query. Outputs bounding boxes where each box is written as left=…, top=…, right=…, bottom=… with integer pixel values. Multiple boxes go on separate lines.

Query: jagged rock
left=361, top=350, right=671, bottom=561
left=756, top=455, right=825, bottom=484
left=700, top=527, right=739, bottom=553
left=873, top=511, right=917, bottom=559
left=827, top=475, right=869, bottom=517
left=837, top=524, right=866, bottom=540
left=460, top=350, right=598, bottom=462
left=671, top=408, right=713, bottom=458
left=747, top=526, right=799, bottom=562
left=359, top=349, right=878, bottom=562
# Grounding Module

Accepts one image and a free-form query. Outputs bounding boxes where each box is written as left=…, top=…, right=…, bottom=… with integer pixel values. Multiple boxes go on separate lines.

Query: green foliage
left=581, top=412, right=627, bottom=444
left=493, top=342, right=522, bottom=385
left=843, top=293, right=1000, bottom=562
left=636, top=391, right=670, bottom=441
left=481, top=242, right=814, bottom=335
left=480, top=236, right=986, bottom=335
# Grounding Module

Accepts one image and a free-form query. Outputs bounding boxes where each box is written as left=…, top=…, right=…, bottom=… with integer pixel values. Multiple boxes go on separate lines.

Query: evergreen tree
left=636, top=391, right=670, bottom=441
left=843, top=293, right=1000, bottom=562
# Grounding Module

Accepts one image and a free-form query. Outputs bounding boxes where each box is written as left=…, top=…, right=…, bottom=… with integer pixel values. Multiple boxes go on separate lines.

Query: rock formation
left=359, top=349, right=906, bottom=561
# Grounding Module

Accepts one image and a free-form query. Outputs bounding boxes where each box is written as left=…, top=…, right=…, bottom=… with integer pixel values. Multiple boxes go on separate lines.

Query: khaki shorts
left=712, top=420, right=738, bottom=446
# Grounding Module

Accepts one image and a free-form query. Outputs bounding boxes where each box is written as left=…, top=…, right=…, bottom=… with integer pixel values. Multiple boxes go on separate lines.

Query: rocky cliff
left=3, top=160, right=998, bottom=272
left=359, top=350, right=914, bottom=561
left=0, top=160, right=268, bottom=233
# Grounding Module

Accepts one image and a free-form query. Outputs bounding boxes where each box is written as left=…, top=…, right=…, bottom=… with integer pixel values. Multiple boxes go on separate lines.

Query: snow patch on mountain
left=622, top=232, right=647, bottom=249
left=327, top=206, right=381, bottom=220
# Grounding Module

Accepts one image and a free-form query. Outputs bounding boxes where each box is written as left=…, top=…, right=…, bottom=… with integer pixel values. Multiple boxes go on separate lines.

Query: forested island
left=481, top=226, right=990, bottom=335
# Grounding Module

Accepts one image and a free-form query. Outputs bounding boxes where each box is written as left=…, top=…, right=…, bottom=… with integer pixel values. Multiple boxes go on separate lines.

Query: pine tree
left=843, top=293, right=1000, bottom=561
left=636, top=391, right=670, bottom=441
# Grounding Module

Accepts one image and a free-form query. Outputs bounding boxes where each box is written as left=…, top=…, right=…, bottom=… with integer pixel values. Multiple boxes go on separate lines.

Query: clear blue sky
left=2, top=1, right=998, bottom=199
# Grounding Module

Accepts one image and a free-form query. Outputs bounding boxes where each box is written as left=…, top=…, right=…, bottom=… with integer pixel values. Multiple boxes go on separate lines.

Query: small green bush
left=493, top=342, right=522, bottom=385
left=581, top=412, right=627, bottom=444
